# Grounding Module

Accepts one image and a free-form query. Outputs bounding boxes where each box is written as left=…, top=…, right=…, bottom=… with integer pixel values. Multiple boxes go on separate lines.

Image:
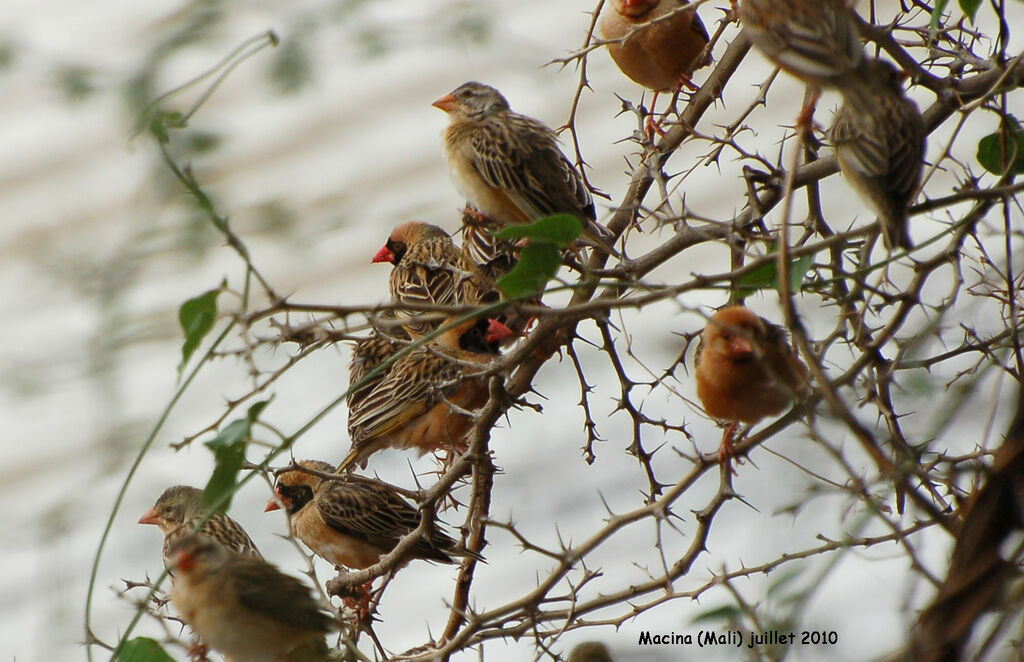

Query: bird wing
left=348, top=350, right=459, bottom=442
left=317, top=480, right=419, bottom=549
left=230, top=561, right=333, bottom=633
left=470, top=114, right=596, bottom=222
left=831, top=106, right=888, bottom=179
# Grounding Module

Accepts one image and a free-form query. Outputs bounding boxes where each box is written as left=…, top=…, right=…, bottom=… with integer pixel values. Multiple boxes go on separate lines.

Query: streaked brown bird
left=599, top=0, right=712, bottom=136
left=139, top=485, right=262, bottom=572
left=266, top=460, right=474, bottom=570
left=695, top=306, right=809, bottom=467
left=739, top=0, right=863, bottom=88
left=168, top=533, right=334, bottom=662
left=433, top=82, right=612, bottom=249
left=372, top=221, right=496, bottom=337
left=830, top=58, right=925, bottom=251
left=339, top=316, right=513, bottom=472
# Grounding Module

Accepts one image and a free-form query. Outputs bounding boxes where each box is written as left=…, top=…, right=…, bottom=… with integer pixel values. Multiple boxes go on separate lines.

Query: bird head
left=139, top=485, right=204, bottom=532
left=168, top=534, right=226, bottom=576
left=433, top=82, right=510, bottom=120
left=705, top=306, right=767, bottom=364
left=267, top=461, right=331, bottom=514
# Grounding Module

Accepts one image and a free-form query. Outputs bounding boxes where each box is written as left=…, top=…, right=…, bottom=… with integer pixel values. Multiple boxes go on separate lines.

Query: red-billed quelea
left=338, top=316, right=513, bottom=472
left=600, top=0, right=711, bottom=136
left=695, top=306, right=809, bottom=467
left=830, top=58, right=925, bottom=251
left=372, top=221, right=496, bottom=338
left=168, top=533, right=334, bottom=662
left=433, top=82, right=613, bottom=250
left=139, top=485, right=262, bottom=573
left=266, top=460, right=477, bottom=570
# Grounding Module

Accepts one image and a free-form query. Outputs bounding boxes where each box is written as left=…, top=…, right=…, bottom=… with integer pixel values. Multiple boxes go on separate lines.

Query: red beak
left=432, top=93, right=458, bottom=112
left=729, top=336, right=754, bottom=358
left=138, top=507, right=160, bottom=526
left=264, top=496, right=282, bottom=513
left=372, top=245, right=396, bottom=264
left=485, top=319, right=515, bottom=344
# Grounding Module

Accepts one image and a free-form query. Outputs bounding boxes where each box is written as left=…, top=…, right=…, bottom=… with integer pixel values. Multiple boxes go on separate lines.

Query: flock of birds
left=135, top=0, right=927, bottom=660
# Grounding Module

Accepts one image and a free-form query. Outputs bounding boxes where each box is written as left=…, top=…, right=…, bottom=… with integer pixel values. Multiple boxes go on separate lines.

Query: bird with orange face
left=830, top=58, right=925, bottom=251
left=266, top=460, right=475, bottom=570
left=139, top=484, right=262, bottom=573
left=600, top=0, right=712, bottom=137
left=433, top=82, right=613, bottom=252
left=695, top=305, right=809, bottom=468
left=372, top=221, right=496, bottom=338
left=339, top=315, right=512, bottom=472
left=168, top=533, right=334, bottom=662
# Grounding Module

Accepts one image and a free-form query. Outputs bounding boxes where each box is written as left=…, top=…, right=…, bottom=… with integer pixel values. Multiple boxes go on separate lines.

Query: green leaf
left=493, top=214, right=582, bottom=247
left=117, top=637, right=176, bottom=662
left=691, top=604, right=744, bottom=625
left=498, top=243, right=562, bottom=299
left=178, top=283, right=223, bottom=376
left=202, top=419, right=249, bottom=514
left=201, top=398, right=272, bottom=513
left=735, top=251, right=816, bottom=297
left=959, top=0, right=982, bottom=21
left=977, top=116, right=1024, bottom=175
left=787, top=252, right=815, bottom=294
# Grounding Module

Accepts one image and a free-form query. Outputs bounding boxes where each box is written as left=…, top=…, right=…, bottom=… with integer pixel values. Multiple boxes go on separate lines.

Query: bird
left=695, top=305, right=809, bottom=467
left=830, top=58, right=925, bottom=251
left=433, top=81, right=613, bottom=250
left=371, top=221, right=497, bottom=338
left=599, top=0, right=712, bottom=137
left=265, top=460, right=475, bottom=570
left=739, top=0, right=864, bottom=124
left=139, top=484, right=262, bottom=573
left=339, top=315, right=513, bottom=472
left=568, top=641, right=616, bottom=662
left=348, top=325, right=407, bottom=413
left=739, top=0, right=863, bottom=87
left=168, top=533, right=334, bottom=662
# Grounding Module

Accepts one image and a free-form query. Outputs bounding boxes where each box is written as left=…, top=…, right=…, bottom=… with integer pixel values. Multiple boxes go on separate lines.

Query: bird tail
left=335, top=447, right=362, bottom=473
left=880, top=214, right=913, bottom=251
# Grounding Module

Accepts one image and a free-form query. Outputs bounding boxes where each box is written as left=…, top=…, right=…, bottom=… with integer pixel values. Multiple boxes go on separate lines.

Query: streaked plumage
left=695, top=306, right=809, bottom=463
left=600, top=0, right=711, bottom=92
left=739, top=0, right=864, bottom=88
left=458, top=205, right=520, bottom=283
left=434, top=82, right=611, bottom=246
left=267, top=460, right=473, bottom=569
left=830, top=58, right=925, bottom=250
left=372, top=221, right=495, bottom=337
left=168, top=533, right=333, bottom=662
left=339, top=316, right=510, bottom=472
left=139, top=485, right=262, bottom=572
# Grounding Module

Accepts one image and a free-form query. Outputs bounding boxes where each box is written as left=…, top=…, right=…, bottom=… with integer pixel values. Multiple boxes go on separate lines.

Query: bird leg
left=644, top=91, right=669, bottom=141
left=340, top=580, right=376, bottom=626
left=718, top=421, right=746, bottom=474
left=187, top=640, right=210, bottom=662
left=796, top=88, right=821, bottom=132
